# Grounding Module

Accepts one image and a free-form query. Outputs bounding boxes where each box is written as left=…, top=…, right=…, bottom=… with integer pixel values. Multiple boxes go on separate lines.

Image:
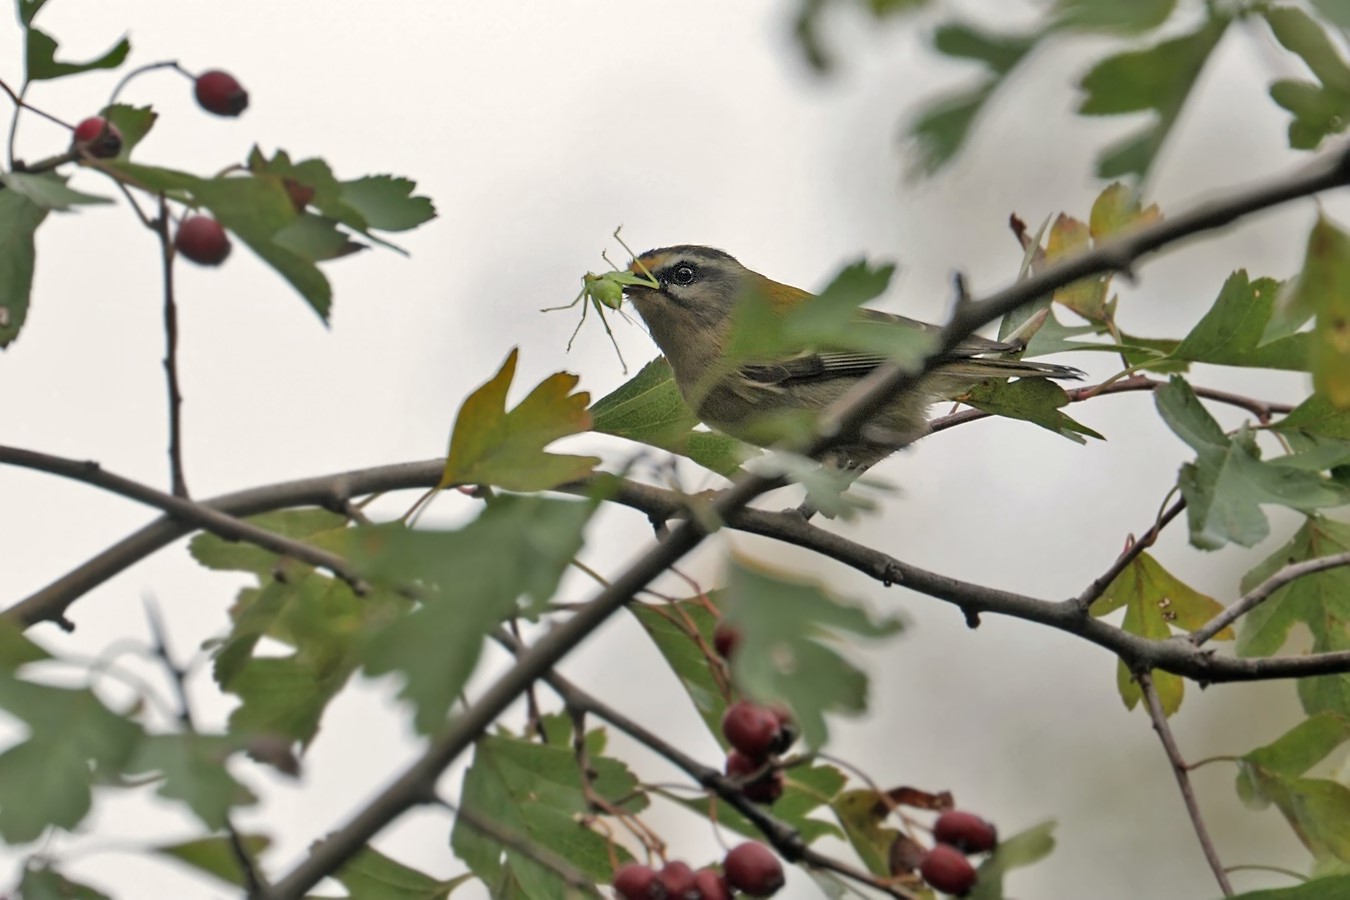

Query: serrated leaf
left=1091, top=552, right=1230, bottom=715
left=25, top=26, right=129, bottom=82
left=1171, top=271, right=1307, bottom=370
left=151, top=834, right=272, bottom=888
left=335, top=845, right=473, bottom=900
left=357, top=496, right=595, bottom=733
left=968, top=821, right=1057, bottom=900
left=630, top=598, right=728, bottom=737
left=1266, top=6, right=1350, bottom=150
left=963, top=377, right=1103, bottom=443
left=451, top=733, right=639, bottom=898
left=0, top=187, right=48, bottom=347
left=1238, top=713, right=1350, bottom=809
left=1290, top=216, right=1350, bottom=406
left=101, top=103, right=156, bottom=158
left=438, top=349, right=598, bottom=492
left=17, top=863, right=112, bottom=900
left=0, top=171, right=111, bottom=210
left=590, top=356, right=754, bottom=476
left=1238, top=516, right=1350, bottom=715
left=124, top=733, right=255, bottom=829
left=1077, top=16, right=1229, bottom=179
left=722, top=558, right=903, bottom=748
left=341, top=175, right=436, bottom=232
left=0, top=673, right=143, bottom=842
left=1276, top=394, right=1350, bottom=441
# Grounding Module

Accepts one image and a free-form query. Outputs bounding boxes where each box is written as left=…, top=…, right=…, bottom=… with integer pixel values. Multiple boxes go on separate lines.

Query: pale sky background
left=0, top=1, right=1342, bottom=898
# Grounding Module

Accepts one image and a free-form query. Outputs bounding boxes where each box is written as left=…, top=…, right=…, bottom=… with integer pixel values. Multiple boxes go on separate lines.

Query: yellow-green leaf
left=1291, top=216, right=1350, bottom=407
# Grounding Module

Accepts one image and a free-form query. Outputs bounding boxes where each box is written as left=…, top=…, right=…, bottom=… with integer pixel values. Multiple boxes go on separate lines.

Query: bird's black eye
left=671, top=264, right=697, bottom=286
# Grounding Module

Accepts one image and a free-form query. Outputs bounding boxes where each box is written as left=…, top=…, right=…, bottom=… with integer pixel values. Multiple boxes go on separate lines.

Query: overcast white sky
left=0, top=2, right=1341, bottom=898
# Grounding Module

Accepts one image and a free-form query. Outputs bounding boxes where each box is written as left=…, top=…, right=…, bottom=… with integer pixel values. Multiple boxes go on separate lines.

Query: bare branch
left=154, top=194, right=190, bottom=497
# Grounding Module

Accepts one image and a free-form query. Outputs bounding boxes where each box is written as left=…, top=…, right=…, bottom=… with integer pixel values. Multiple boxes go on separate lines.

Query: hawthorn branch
left=1073, top=497, right=1187, bottom=612
left=154, top=194, right=190, bottom=497
left=1140, top=673, right=1233, bottom=897
left=1190, top=550, right=1350, bottom=646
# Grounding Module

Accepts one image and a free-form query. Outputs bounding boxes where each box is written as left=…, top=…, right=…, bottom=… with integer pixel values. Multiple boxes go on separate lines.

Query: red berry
left=194, top=69, right=249, bottom=116
left=71, top=116, right=122, bottom=158
left=726, top=749, right=784, bottom=804
left=933, top=810, right=997, bottom=854
left=693, top=869, right=732, bottom=900
left=768, top=705, right=797, bottom=754
left=723, top=842, right=785, bottom=897
left=612, top=862, right=659, bottom=899
left=722, top=701, right=780, bottom=761
left=657, top=861, right=697, bottom=898
left=713, top=621, right=742, bottom=659
left=920, top=844, right=978, bottom=896
left=174, top=215, right=232, bottom=266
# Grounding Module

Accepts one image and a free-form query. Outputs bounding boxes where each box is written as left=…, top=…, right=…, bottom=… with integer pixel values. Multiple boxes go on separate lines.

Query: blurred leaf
left=1238, top=516, right=1350, bottom=715
left=341, top=174, right=437, bottom=232
left=25, top=26, right=128, bottom=82
left=1156, top=378, right=1350, bottom=549
left=124, top=734, right=254, bottom=830
left=1312, top=0, right=1350, bottom=29
left=451, top=733, right=640, bottom=897
left=1171, top=272, right=1307, bottom=370
left=1078, top=16, right=1229, bottom=179
left=1235, top=721, right=1350, bottom=864
left=0, top=188, right=47, bottom=347
left=831, top=788, right=901, bottom=877
left=190, top=508, right=346, bottom=575
left=0, top=673, right=143, bottom=842
left=670, top=761, right=845, bottom=845
left=335, top=845, right=473, bottom=899
left=357, top=496, right=595, bottom=733
left=1266, top=7, right=1350, bottom=150
left=0, top=171, right=111, bottom=210
left=963, top=378, right=1103, bottom=443
left=1229, top=875, right=1350, bottom=899
left=630, top=597, right=728, bottom=737
left=1052, top=0, right=1175, bottom=32
left=438, top=348, right=599, bottom=492
left=151, top=834, right=272, bottom=888
left=722, top=558, right=903, bottom=748
left=17, top=863, right=112, bottom=900
left=0, top=618, right=50, bottom=670
left=1289, top=216, right=1350, bottom=406
left=1090, top=552, right=1230, bottom=715
left=1238, top=713, right=1350, bottom=808
left=1277, top=395, right=1350, bottom=441
left=969, top=821, right=1057, bottom=900
left=1089, top=182, right=1163, bottom=239
left=102, top=103, right=156, bottom=158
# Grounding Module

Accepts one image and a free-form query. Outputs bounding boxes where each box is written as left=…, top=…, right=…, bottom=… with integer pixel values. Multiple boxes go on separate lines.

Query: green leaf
left=590, top=356, right=754, bottom=476
left=17, top=863, right=112, bottom=900
left=1091, top=553, right=1231, bottom=715
left=1171, top=271, right=1307, bottom=369
left=357, top=496, right=595, bottom=733
left=1290, top=216, right=1350, bottom=406
left=0, top=617, right=51, bottom=670
left=1229, top=875, right=1350, bottom=899
left=1077, top=16, right=1229, bottom=179
left=722, top=558, right=903, bottom=748
left=335, top=845, right=473, bottom=900
left=1238, top=516, right=1350, bottom=715
left=438, top=349, right=599, bottom=492
left=451, top=733, right=640, bottom=897
left=101, top=103, right=157, bottom=158
left=968, top=821, right=1057, bottom=900
left=1276, top=394, right=1350, bottom=441
left=1313, top=0, right=1350, bottom=30
left=0, top=171, right=112, bottom=210
left=0, top=673, right=143, bottom=842
left=151, top=834, right=272, bottom=888
left=670, top=761, right=846, bottom=845
left=1052, top=0, right=1176, bottom=32
left=0, top=187, right=48, bottom=347
left=1156, top=379, right=1350, bottom=549
left=341, top=174, right=437, bottom=232
left=962, top=378, right=1104, bottom=443
left=830, top=788, right=901, bottom=877
left=190, top=508, right=347, bottom=575
left=25, top=26, right=129, bottom=82
left=629, top=598, right=728, bottom=737
left=124, top=734, right=255, bottom=829
left=1238, top=713, right=1350, bottom=807
left=1266, top=6, right=1350, bottom=150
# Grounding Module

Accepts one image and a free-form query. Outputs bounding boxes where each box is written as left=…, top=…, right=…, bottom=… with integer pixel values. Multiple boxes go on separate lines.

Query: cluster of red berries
left=613, top=842, right=785, bottom=899
left=916, top=810, right=998, bottom=896
left=713, top=622, right=797, bottom=806
left=68, top=69, right=247, bottom=267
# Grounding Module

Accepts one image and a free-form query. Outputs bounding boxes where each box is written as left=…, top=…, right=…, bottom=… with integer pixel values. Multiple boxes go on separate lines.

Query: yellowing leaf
left=1291, top=216, right=1350, bottom=408
left=439, top=348, right=599, bottom=492
left=1089, top=181, right=1162, bottom=240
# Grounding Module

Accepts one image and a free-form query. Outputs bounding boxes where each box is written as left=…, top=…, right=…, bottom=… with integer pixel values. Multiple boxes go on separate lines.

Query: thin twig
left=1073, top=498, right=1187, bottom=612
left=1191, top=550, right=1350, bottom=646
left=1, top=76, right=71, bottom=167
left=155, top=194, right=189, bottom=497
left=1139, top=673, right=1233, bottom=897
left=107, top=60, right=187, bottom=110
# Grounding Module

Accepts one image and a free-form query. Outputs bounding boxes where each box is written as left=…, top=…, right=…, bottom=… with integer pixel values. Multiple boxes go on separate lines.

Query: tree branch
left=154, top=194, right=189, bottom=497
left=1190, top=549, right=1350, bottom=646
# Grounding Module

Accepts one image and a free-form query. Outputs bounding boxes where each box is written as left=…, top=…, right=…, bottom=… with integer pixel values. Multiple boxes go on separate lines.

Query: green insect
left=543, top=227, right=659, bottom=374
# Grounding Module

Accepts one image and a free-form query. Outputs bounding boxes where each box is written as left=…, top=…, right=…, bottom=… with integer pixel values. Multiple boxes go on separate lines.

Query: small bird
left=621, top=245, right=1083, bottom=474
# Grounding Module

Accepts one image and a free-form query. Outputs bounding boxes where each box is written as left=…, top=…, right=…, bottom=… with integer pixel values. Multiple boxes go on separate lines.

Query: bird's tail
left=940, top=357, right=1086, bottom=381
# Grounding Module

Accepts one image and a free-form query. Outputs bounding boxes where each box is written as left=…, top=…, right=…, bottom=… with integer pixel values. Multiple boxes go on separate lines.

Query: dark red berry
left=71, top=116, right=122, bottom=158
left=174, top=215, right=232, bottom=266
left=726, top=749, right=784, bottom=804
left=657, top=861, right=696, bottom=898
left=194, top=69, right=249, bottom=116
left=713, top=621, right=742, bottom=659
left=768, top=705, right=798, bottom=755
left=723, top=842, right=785, bottom=897
left=722, top=701, right=780, bottom=761
left=693, top=869, right=732, bottom=900
left=933, top=810, right=997, bottom=854
left=612, top=862, right=660, bottom=899
left=920, top=844, right=978, bottom=896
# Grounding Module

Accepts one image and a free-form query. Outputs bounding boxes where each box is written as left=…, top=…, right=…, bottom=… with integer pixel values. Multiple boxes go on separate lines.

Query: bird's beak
left=622, top=267, right=658, bottom=296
